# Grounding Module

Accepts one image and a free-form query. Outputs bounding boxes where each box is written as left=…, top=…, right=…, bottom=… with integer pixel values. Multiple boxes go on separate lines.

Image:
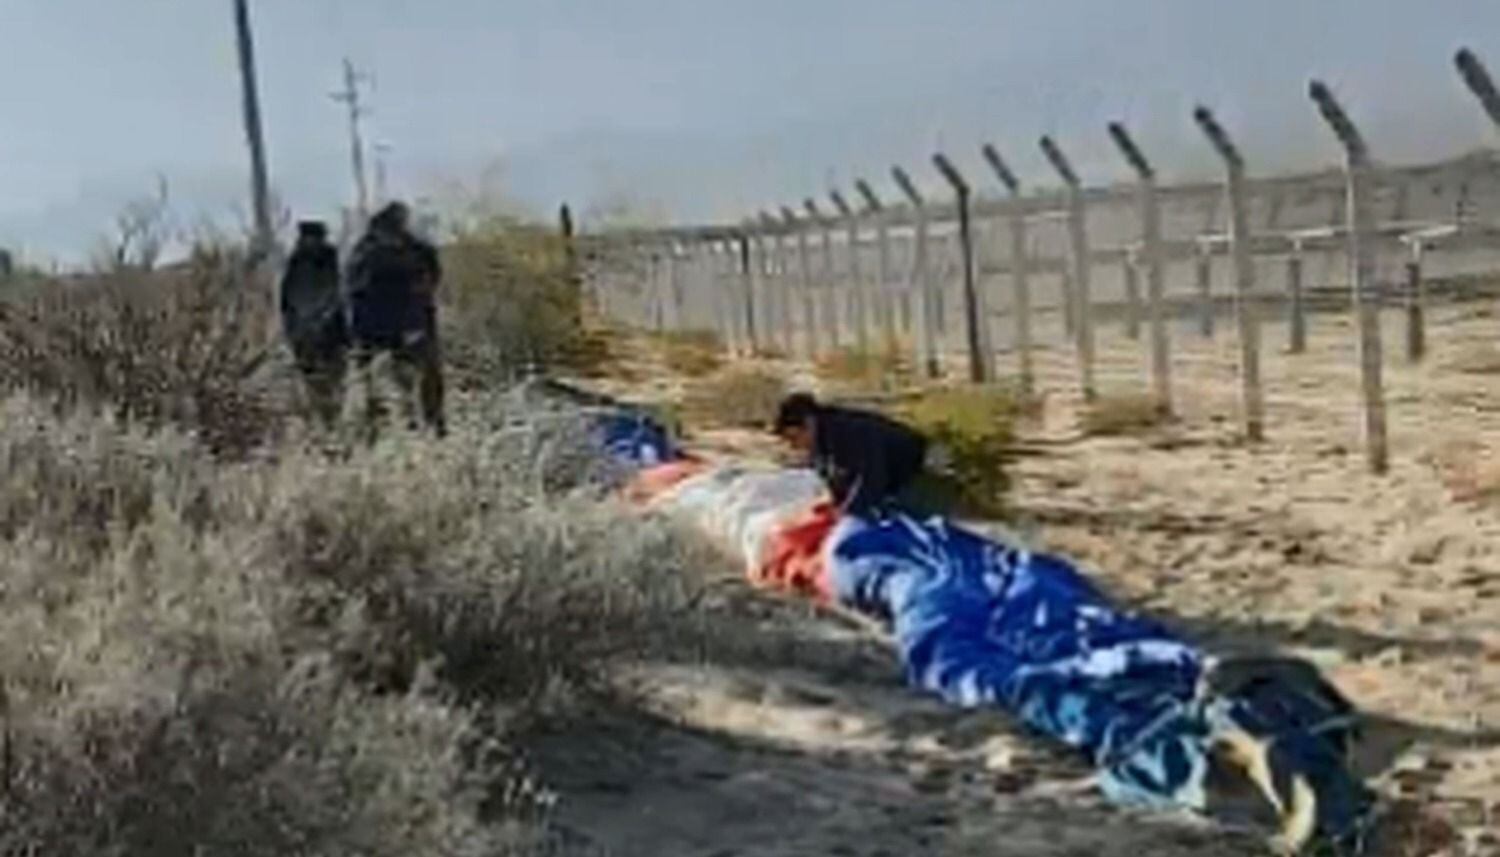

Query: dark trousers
left=353, top=326, right=446, bottom=438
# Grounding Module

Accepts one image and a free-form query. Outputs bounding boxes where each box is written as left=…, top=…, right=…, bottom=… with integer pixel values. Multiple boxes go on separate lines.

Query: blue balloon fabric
left=826, top=511, right=1374, bottom=853
left=597, top=417, right=1374, bottom=853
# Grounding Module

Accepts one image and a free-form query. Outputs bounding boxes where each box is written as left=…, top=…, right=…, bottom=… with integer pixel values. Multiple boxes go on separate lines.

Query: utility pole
left=331, top=58, right=372, bottom=223
left=232, top=0, right=274, bottom=263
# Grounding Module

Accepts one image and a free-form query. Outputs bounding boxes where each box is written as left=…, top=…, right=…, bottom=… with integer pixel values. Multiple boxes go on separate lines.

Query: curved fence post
left=1310, top=79, right=1388, bottom=475
left=893, top=165, right=941, bottom=378
left=933, top=152, right=991, bottom=383
left=830, top=190, right=870, bottom=351
left=982, top=143, right=1034, bottom=396
left=1040, top=135, right=1096, bottom=401
left=805, top=198, right=842, bottom=350
left=855, top=178, right=897, bottom=349
left=781, top=205, right=819, bottom=358
left=1107, top=122, right=1172, bottom=416
left=1195, top=106, right=1266, bottom=442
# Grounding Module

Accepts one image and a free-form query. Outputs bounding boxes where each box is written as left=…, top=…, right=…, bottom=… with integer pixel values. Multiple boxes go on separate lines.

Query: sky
left=4, top=0, right=1500, bottom=265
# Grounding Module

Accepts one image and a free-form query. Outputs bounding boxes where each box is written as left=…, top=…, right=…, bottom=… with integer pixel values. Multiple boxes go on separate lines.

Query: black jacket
left=346, top=229, right=442, bottom=347
left=279, top=239, right=347, bottom=352
left=809, top=404, right=928, bottom=514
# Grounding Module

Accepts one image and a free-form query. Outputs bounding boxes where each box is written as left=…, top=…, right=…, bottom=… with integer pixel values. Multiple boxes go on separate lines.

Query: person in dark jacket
left=346, top=201, right=446, bottom=437
left=773, top=392, right=929, bottom=516
left=280, top=220, right=349, bottom=425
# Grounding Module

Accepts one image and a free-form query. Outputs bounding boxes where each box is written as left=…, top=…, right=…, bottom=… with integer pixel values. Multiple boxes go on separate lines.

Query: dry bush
left=1080, top=392, right=1170, bottom=438
left=0, top=391, right=719, bottom=855
left=654, top=329, right=725, bottom=377
left=814, top=340, right=914, bottom=393
left=440, top=217, right=611, bottom=387
left=0, top=246, right=284, bottom=457
left=680, top=366, right=788, bottom=429
left=892, top=385, right=1024, bottom=518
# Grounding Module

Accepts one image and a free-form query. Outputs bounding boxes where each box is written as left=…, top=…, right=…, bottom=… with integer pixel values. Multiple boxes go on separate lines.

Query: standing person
left=346, top=201, right=447, bottom=437
left=772, top=392, right=930, bottom=518
left=279, top=220, right=349, bottom=426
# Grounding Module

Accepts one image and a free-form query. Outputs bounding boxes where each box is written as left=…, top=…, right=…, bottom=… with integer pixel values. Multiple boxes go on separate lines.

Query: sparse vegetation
left=892, top=384, right=1025, bottom=517
left=654, top=328, right=726, bottom=377
left=680, top=365, right=788, bottom=429
left=0, top=206, right=730, bottom=854
left=813, top=339, right=914, bottom=393
left=1079, top=392, right=1170, bottom=438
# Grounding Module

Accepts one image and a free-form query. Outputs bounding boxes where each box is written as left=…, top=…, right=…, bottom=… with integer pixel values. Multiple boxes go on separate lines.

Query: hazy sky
left=4, top=0, right=1500, bottom=263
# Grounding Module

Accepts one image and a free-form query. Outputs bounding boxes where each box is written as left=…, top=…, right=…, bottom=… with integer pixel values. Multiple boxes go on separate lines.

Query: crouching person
left=772, top=392, right=932, bottom=518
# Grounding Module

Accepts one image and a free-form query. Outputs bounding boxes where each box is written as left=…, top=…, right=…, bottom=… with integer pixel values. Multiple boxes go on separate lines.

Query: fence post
left=740, top=226, right=764, bottom=355
left=1404, top=236, right=1426, bottom=363
left=667, top=240, right=686, bottom=331
left=758, top=211, right=792, bottom=355
left=1195, top=106, right=1266, bottom=442
left=1311, top=79, right=1388, bottom=475
left=893, top=165, right=942, bottom=378
left=1106, top=123, right=1171, bottom=415
left=805, top=199, right=842, bottom=350
left=1287, top=239, right=1307, bottom=353
left=1455, top=48, right=1500, bottom=128
left=933, top=153, right=991, bottom=384
left=1195, top=245, right=1215, bottom=338
left=830, top=190, right=870, bottom=352
left=855, top=179, right=897, bottom=350
left=982, top=143, right=1034, bottom=396
left=1121, top=253, right=1142, bottom=340
left=781, top=205, right=820, bottom=358
left=1040, top=135, right=1096, bottom=402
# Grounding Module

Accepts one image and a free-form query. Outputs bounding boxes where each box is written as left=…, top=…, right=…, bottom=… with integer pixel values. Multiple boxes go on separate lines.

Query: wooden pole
left=1311, top=79, right=1388, bottom=475
left=830, top=190, right=870, bottom=352
left=893, top=166, right=941, bottom=378
left=760, top=211, right=795, bottom=355
left=982, top=143, right=1035, bottom=397
left=782, top=206, right=820, bottom=358
left=1040, top=135, right=1096, bottom=401
left=933, top=153, right=990, bottom=383
left=1195, top=106, right=1265, bottom=442
left=805, top=199, right=842, bottom=349
left=232, top=0, right=275, bottom=264
left=855, top=179, right=897, bottom=349
left=1287, top=242, right=1308, bottom=354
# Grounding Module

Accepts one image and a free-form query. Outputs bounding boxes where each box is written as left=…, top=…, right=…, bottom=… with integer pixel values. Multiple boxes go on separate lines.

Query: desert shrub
left=654, top=329, right=725, bottom=377
left=1080, top=392, right=1170, bottom=437
left=441, top=217, right=612, bottom=388
left=893, top=385, right=1023, bottom=517
left=814, top=340, right=914, bottom=393
left=0, top=247, right=284, bottom=457
left=680, top=366, right=788, bottom=429
left=0, top=391, right=718, bottom=854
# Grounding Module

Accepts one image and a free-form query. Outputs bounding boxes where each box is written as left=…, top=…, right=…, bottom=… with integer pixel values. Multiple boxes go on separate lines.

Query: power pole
left=232, top=0, right=274, bottom=263
left=331, top=58, right=372, bottom=223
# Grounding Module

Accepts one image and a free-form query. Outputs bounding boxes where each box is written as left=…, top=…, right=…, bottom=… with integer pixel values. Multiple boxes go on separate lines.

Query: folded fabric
left=610, top=446, right=1375, bottom=854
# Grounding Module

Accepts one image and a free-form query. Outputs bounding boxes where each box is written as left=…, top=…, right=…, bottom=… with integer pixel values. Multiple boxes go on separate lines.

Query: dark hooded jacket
left=807, top=404, right=928, bottom=514
left=345, top=212, right=441, bottom=349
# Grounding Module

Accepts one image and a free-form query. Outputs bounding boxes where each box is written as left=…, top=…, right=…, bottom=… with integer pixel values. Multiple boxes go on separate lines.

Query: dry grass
left=653, top=329, right=726, bottom=377
left=1079, top=392, right=1171, bottom=438
left=0, top=390, right=721, bottom=855
left=0, top=221, right=726, bottom=854
left=813, top=340, right=915, bottom=394
left=0, top=246, right=285, bottom=457
left=680, top=366, right=788, bottom=430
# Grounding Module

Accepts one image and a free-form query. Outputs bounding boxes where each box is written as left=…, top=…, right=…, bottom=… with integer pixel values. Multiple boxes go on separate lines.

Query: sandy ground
left=539, top=303, right=1500, bottom=856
